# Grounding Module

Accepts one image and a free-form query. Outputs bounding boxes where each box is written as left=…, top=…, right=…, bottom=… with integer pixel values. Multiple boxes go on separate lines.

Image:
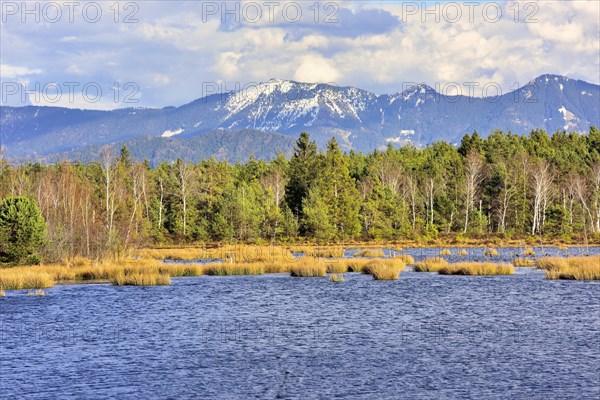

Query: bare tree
left=124, top=164, right=145, bottom=248
left=424, top=175, right=445, bottom=227
left=531, top=160, right=553, bottom=235
left=401, top=174, right=419, bottom=230
left=101, top=146, right=116, bottom=238
left=463, top=151, right=485, bottom=233
left=157, top=176, right=165, bottom=230
left=496, top=160, right=518, bottom=233
left=176, top=160, right=194, bottom=236
left=377, top=157, right=403, bottom=194
left=260, top=165, right=286, bottom=208
left=572, top=173, right=597, bottom=234
left=591, top=161, right=600, bottom=233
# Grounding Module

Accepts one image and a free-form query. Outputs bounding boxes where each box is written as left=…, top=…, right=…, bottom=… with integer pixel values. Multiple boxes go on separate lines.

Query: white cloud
left=293, top=55, right=340, bottom=83
left=0, top=64, right=42, bottom=79
left=0, top=0, right=597, bottom=109
left=149, top=73, right=171, bottom=86
left=214, top=52, right=242, bottom=78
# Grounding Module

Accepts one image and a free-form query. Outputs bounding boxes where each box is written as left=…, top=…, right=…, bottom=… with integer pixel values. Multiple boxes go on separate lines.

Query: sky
left=1, top=0, right=599, bottom=109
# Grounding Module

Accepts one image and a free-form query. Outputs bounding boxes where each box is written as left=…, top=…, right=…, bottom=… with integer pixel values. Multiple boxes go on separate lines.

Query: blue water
left=347, top=245, right=600, bottom=262
left=1, top=249, right=599, bottom=399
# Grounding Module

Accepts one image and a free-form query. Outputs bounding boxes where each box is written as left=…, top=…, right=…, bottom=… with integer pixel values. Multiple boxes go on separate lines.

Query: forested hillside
left=0, top=128, right=598, bottom=261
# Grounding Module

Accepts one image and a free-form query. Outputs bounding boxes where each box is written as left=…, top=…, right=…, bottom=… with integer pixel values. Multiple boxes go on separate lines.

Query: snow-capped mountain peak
left=1, top=75, right=598, bottom=157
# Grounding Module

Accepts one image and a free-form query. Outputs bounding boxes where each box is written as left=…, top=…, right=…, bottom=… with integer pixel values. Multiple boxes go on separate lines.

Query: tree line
left=0, top=128, right=599, bottom=261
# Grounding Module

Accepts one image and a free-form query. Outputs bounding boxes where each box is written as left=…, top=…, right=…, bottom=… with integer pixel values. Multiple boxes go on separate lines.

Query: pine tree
left=0, top=197, right=47, bottom=264
left=312, top=138, right=361, bottom=239
left=285, top=132, right=319, bottom=225
left=302, top=188, right=335, bottom=241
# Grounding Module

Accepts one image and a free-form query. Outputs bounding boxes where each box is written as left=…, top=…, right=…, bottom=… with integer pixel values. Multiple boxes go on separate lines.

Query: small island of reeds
left=537, top=256, right=600, bottom=280
left=354, top=248, right=385, bottom=258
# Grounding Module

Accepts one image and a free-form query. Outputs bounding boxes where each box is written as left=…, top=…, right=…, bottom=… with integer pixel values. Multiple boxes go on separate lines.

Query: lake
left=1, top=247, right=599, bottom=399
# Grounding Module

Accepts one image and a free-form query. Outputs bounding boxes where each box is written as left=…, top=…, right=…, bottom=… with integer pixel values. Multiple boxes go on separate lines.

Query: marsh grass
left=136, top=247, right=206, bottom=260
left=539, top=256, right=600, bottom=280
left=68, top=256, right=92, bottom=268
left=203, top=262, right=266, bottom=276
left=536, top=257, right=570, bottom=270
left=354, top=249, right=385, bottom=258
left=393, top=254, right=415, bottom=264
left=329, top=273, right=345, bottom=282
left=28, top=289, right=45, bottom=296
left=438, top=262, right=514, bottom=276
left=325, top=262, right=349, bottom=273
left=307, top=247, right=345, bottom=258
left=137, top=245, right=296, bottom=264
left=290, top=257, right=327, bottom=277
left=159, top=263, right=204, bottom=277
left=414, top=257, right=449, bottom=272
left=365, top=261, right=403, bottom=280
left=523, top=248, right=536, bottom=256
left=111, top=270, right=171, bottom=286
left=439, top=249, right=452, bottom=255
left=345, top=259, right=373, bottom=273
left=483, top=248, right=499, bottom=257
left=288, top=245, right=310, bottom=253
left=0, top=289, right=5, bottom=297
left=361, top=259, right=406, bottom=280
left=513, top=258, right=536, bottom=267
left=557, top=244, right=568, bottom=251
left=217, top=245, right=295, bottom=263
left=0, top=269, right=55, bottom=290
left=0, top=258, right=208, bottom=290
left=458, top=249, right=468, bottom=256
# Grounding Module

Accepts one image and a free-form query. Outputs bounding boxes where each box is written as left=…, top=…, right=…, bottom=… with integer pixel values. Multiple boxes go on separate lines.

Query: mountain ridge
left=1, top=74, right=598, bottom=161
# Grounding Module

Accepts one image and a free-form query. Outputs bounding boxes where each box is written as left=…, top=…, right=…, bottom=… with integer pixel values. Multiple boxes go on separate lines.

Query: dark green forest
left=1, top=128, right=599, bottom=260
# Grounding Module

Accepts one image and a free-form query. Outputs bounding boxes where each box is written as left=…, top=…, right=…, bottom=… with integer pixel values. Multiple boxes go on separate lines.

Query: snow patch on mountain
left=558, top=106, right=578, bottom=130
left=162, top=128, right=184, bottom=138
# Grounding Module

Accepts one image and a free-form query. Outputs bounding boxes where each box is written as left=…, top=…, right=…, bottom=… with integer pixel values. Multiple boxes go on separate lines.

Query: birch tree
left=463, top=151, right=485, bottom=233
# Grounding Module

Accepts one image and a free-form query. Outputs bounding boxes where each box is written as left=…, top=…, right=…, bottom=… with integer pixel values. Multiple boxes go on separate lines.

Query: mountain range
left=1, top=74, right=598, bottom=164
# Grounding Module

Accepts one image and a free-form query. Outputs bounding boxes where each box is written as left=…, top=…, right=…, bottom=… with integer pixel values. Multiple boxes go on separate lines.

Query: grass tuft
left=203, top=262, right=265, bottom=276
left=0, top=289, right=4, bottom=297
left=110, top=270, right=171, bottom=286
left=307, top=247, right=345, bottom=258
left=345, top=259, right=373, bottom=273
left=523, top=248, right=536, bottom=256
left=438, top=262, right=514, bottom=275
left=540, top=256, right=600, bottom=280
left=325, top=262, right=348, bottom=273
left=290, top=257, right=327, bottom=277
left=414, top=257, right=449, bottom=272
left=513, top=258, right=535, bottom=267
left=439, top=249, right=452, bottom=255
left=536, top=257, right=569, bottom=270
left=393, top=254, right=415, bottom=264
left=362, top=258, right=406, bottom=280
left=366, top=261, right=403, bottom=280
left=329, top=273, right=345, bottom=282
left=28, top=289, right=45, bottom=296
left=354, top=248, right=385, bottom=258
left=289, top=246, right=344, bottom=258
left=458, top=249, right=468, bottom=256
left=483, top=248, right=499, bottom=257
left=0, top=269, right=56, bottom=290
